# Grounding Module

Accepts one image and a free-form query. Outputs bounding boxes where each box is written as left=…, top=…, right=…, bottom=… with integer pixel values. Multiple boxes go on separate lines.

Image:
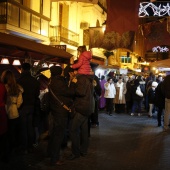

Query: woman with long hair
left=1, top=70, right=23, bottom=153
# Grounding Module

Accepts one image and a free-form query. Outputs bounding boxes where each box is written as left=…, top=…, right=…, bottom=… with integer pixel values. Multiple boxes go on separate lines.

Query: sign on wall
left=52, top=45, right=66, bottom=51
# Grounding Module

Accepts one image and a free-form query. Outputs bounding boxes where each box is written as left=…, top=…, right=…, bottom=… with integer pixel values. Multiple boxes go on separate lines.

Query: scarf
left=116, top=82, right=124, bottom=100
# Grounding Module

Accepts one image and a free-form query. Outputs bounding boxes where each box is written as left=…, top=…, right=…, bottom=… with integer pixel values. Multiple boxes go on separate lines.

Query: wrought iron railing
left=0, top=2, right=50, bottom=37
left=50, top=25, right=79, bottom=47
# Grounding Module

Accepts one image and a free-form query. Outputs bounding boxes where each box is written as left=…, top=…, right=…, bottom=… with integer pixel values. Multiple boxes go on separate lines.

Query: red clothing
left=0, top=82, right=8, bottom=135
left=72, top=51, right=92, bottom=75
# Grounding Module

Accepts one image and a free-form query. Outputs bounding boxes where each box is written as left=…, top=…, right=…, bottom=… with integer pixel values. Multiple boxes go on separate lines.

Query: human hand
left=70, top=57, right=74, bottom=64
left=72, top=77, right=77, bottom=83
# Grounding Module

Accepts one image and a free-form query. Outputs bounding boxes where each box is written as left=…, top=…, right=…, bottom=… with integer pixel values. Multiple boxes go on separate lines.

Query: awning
left=0, top=32, right=73, bottom=64
left=97, top=65, right=120, bottom=70
left=149, top=59, right=170, bottom=68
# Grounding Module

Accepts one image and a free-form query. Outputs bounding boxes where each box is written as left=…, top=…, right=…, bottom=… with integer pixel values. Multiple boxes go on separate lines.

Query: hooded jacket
left=72, top=51, right=92, bottom=75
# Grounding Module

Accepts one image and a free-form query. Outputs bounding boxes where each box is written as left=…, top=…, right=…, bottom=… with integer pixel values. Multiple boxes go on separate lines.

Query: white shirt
left=104, top=82, right=116, bottom=98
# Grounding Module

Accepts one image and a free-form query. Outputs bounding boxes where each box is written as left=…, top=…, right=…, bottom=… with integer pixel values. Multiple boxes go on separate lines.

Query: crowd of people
left=0, top=45, right=101, bottom=166
left=0, top=45, right=170, bottom=166
left=99, top=71, right=169, bottom=131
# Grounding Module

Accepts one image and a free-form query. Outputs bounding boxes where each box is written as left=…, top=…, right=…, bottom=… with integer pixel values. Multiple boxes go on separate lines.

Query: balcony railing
left=0, top=2, right=50, bottom=37
left=50, top=25, right=79, bottom=47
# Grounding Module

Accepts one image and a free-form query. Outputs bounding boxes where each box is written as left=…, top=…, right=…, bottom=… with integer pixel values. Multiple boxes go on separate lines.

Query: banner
left=106, top=0, right=139, bottom=35
left=89, top=27, right=105, bottom=49
left=52, top=0, right=98, bottom=3
left=142, top=20, right=170, bottom=51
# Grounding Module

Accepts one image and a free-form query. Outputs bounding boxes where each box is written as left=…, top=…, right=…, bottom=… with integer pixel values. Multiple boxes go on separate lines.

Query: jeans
left=19, top=106, right=34, bottom=151
left=91, top=100, right=99, bottom=125
left=47, top=114, right=68, bottom=163
left=131, top=100, right=142, bottom=113
left=70, top=112, right=89, bottom=156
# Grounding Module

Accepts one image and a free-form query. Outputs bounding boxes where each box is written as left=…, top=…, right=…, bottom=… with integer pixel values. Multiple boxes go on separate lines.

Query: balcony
left=50, top=25, right=79, bottom=47
left=0, top=1, right=50, bottom=40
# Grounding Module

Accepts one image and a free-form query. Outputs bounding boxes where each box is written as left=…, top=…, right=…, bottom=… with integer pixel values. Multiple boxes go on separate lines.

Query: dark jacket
left=155, top=82, right=165, bottom=108
left=49, top=75, right=75, bottom=117
left=161, top=75, right=170, bottom=99
left=148, top=87, right=156, bottom=104
left=131, top=85, right=143, bottom=101
left=17, top=71, right=40, bottom=107
left=94, top=75, right=102, bottom=101
left=125, top=81, right=132, bottom=102
left=73, top=74, right=94, bottom=117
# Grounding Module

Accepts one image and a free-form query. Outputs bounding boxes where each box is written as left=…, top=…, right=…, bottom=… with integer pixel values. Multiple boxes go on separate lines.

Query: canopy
left=0, top=32, right=73, bottom=64
left=149, top=59, right=170, bottom=68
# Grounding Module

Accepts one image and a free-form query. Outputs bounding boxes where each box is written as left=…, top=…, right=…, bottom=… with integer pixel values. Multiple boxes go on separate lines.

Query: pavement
left=1, top=110, right=170, bottom=170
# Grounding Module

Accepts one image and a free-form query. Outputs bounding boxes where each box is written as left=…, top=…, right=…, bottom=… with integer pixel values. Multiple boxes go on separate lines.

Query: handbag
left=136, top=86, right=143, bottom=97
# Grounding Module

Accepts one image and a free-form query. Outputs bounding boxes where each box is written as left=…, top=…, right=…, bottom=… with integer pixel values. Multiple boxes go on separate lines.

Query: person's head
left=77, top=45, right=87, bottom=56
left=118, top=77, right=123, bottom=83
left=101, top=75, right=105, bottom=80
left=158, top=75, right=163, bottom=82
left=1, top=70, right=16, bottom=84
left=50, top=66, right=62, bottom=77
left=152, top=81, right=158, bottom=90
left=1, top=70, right=18, bottom=95
left=21, top=63, right=31, bottom=72
left=107, top=78, right=113, bottom=84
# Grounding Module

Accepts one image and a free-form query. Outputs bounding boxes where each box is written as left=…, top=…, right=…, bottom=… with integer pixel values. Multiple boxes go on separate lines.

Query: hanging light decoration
left=42, top=63, right=48, bottom=68
left=12, top=59, right=21, bottom=66
left=1, top=58, right=10, bottom=64
left=49, top=63, right=54, bottom=68
left=34, top=61, right=39, bottom=66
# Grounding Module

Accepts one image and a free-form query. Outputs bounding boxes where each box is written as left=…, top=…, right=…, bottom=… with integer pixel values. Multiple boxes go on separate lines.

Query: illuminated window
left=23, top=0, right=40, bottom=13
left=42, top=0, right=50, bottom=18
left=20, top=9, right=30, bottom=30
left=120, top=56, right=131, bottom=63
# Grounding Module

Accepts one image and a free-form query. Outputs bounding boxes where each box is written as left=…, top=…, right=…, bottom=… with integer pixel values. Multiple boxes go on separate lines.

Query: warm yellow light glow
left=12, top=59, right=21, bottom=65
left=102, top=25, right=106, bottom=32
left=1, top=58, right=9, bottom=64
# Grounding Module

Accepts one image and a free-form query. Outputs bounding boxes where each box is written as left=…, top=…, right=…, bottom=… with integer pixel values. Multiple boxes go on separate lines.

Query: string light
left=139, top=2, right=170, bottom=17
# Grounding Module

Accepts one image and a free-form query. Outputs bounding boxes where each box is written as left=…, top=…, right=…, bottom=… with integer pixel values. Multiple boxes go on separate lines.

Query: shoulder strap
left=49, top=87, right=71, bottom=112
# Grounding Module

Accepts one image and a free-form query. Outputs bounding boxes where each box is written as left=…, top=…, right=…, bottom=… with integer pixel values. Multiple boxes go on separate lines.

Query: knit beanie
left=50, top=66, right=62, bottom=76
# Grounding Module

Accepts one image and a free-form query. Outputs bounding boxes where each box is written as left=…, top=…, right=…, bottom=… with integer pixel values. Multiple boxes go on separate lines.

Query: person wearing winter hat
left=47, top=65, right=75, bottom=166
left=50, top=66, right=62, bottom=77
left=148, top=81, right=158, bottom=118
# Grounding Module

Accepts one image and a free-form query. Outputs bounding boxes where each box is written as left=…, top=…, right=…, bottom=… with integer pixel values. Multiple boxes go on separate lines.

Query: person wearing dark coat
left=148, top=81, right=158, bottom=117
left=131, top=79, right=144, bottom=116
left=90, top=74, right=101, bottom=127
left=68, top=73, right=94, bottom=160
left=47, top=66, right=75, bottom=166
left=155, top=81, right=165, bottom=126
left=161, top=74, right=170, bottom=131
left=124, top=76, right=132, bottom=114
left=17, top=63, right=40, bottom=154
